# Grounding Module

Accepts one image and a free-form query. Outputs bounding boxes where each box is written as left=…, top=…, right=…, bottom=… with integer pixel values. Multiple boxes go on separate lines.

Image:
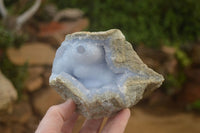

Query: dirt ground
left=70, top=106, right=200, bottom=133
left=125, top=108, right=200, bottom=133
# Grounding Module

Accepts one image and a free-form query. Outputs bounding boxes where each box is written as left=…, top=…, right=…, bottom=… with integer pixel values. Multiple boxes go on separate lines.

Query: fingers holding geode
left=35, top=99, right=76, bottom=133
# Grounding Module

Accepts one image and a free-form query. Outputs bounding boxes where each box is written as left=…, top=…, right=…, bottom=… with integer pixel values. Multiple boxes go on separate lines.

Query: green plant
left=0, top=24, right=28, bottom=99
left=175, top=47, right=191, bottom=67
left=0, top=25, right=27, bottom=49
left=50, top=0, right=200, bottom=47
left=164, top=73, right=186, bottom=95
left=187, top=100, right=200, bottom=111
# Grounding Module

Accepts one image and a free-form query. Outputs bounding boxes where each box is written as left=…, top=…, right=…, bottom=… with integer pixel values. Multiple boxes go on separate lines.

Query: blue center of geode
left=51, top=39, right=123, bottom=90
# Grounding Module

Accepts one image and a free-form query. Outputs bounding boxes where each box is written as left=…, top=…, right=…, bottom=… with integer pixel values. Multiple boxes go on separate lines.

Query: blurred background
left=0, top=0, right=200, bottom=133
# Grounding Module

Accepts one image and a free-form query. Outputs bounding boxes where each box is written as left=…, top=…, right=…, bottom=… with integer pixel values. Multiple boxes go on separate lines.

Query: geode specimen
left=49, top=29, right=164, bottom=119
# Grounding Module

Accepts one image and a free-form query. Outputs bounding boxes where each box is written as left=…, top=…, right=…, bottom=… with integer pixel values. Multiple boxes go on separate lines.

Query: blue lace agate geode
left=49, top=29, right=164, bottom=119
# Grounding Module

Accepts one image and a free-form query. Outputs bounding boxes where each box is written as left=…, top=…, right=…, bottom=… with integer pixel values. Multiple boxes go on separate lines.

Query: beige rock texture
left=50, top=29, right=164, bottom=119
left=0, top=70, right=17, bottom=110
left=7, top=42, right=56, bottom=66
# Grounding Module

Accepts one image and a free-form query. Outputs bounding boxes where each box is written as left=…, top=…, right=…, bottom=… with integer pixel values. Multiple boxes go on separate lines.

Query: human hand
left=35, top=99, right=130, bottom=133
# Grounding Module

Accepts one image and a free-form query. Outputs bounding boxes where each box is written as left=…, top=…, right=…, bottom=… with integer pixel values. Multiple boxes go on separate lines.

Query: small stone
left=7, top=42, right=56, bottom=66
left=38, top=18, right=89, bottom=46
left=0, top=101, right=32, bottom=124
left=164, top=56, right=177, bottom=74
left=38, top=18, right=89, bottom=37
left=54, top=8, right=84, bottom=21
left=0, top=70, right=17, bottom=111
left=11, top=102, right=32, bottom=124
left=43, top=4, right=57, bottom=20
left=161, top=45, right=176, bottom=55
left=28, top=66, right=44, bottom=78
left=50, top=29, right=164, bottom=119
left=25, top=76, right=43, bottom=92
left=33, top=88, right=63, bottom=115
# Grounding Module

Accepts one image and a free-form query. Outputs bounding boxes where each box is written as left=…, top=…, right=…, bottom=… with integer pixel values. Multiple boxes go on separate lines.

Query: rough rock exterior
left=0, top=70, right=17, bottom=110
left=50, top=29, right=164, bottom=119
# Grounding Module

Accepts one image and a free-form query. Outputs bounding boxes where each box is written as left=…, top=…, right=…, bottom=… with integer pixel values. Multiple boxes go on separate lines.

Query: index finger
left=35, top=99, right=76, bottom=133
